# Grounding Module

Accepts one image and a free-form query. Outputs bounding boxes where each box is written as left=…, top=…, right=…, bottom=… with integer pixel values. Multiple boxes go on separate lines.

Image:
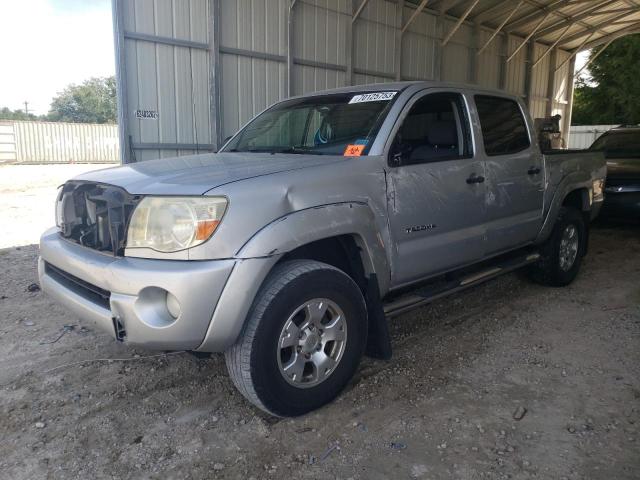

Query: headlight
left=126, top=196, right=227, bottom=253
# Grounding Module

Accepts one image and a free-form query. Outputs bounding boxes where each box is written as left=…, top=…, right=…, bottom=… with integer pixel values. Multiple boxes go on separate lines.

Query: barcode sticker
left=348, top=91, right=397, bottom=104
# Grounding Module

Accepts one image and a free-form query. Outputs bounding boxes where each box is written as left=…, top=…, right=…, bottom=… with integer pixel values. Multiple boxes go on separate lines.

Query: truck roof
left=305, top=80, right=519, bottom=99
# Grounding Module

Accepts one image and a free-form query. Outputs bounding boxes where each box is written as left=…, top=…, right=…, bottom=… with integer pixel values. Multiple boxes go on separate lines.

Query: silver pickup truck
left=40, top=82, right=605, bottom=416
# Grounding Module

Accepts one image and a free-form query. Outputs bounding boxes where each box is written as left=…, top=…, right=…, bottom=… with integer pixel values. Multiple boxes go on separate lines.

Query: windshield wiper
left=224, top=146, right=322, bottom=155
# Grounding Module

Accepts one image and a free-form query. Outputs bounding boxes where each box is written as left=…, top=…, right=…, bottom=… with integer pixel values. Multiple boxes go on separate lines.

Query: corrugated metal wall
left=0, top=121, right=119, bottom=164
left=0, top=123, right=17, bottom=163
left=113, top=0, right=577, bottom=163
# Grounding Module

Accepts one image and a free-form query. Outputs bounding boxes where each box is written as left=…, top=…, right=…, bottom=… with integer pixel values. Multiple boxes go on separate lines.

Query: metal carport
left=111, top=0, right=640, bottom=163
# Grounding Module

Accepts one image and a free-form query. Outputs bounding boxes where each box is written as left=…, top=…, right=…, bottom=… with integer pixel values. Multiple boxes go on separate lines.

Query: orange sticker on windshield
left=344, top=144, right=365, bottom=157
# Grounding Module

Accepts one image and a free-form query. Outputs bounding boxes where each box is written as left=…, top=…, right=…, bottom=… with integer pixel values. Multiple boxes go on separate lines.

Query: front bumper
left=39, top=227, right=272, bottom=351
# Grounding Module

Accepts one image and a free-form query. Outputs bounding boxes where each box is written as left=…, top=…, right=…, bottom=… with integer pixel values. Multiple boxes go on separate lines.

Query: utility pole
left=23, top=101, right=29, bottom=115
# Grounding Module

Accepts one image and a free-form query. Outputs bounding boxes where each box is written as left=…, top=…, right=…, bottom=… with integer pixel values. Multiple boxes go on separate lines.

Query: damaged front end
left=56, top=181, right=141, bottom=256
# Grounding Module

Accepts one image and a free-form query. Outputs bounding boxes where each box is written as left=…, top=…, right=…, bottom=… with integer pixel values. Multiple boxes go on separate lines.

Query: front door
left=386, top=91, right=486, bottom=287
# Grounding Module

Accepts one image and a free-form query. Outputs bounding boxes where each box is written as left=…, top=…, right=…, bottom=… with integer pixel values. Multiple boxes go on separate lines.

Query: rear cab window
left=223, top=91, right=399, bottom=156
left=474, top=95, right=530, bottom=156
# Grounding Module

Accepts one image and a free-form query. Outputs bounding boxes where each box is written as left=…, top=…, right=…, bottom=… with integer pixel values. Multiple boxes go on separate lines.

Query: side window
left=391, top=92, right=472, bottom=165
left=474, top=95, right=530, bottom=156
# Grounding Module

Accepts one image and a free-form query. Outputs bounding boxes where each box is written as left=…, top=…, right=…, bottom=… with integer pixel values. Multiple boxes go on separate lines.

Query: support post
left=563, top=56, right=577, bottom=143
left=287, top=0, right=298, bottom=97
left=545, top=48, right=557, bottom=117
left=112, top=0, right=130, bottom=163
left=498, top=32, right=508, bottom=90
left=524, top=39, right=535, bottom=112
left=433, top=3, right=445, bottom=81
left=208, top=0, right=222, bottom=149
left=470, top=21, right=480, bottom=84
left=395, top=0, right=404, bottom=81
left=346, top=0, right=355, bottom=85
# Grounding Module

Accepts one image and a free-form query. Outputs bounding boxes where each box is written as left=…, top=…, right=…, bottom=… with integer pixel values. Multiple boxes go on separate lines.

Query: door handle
left=466, top=174, right=485, bottom=184
left=527, top=167, right=541, bottom=175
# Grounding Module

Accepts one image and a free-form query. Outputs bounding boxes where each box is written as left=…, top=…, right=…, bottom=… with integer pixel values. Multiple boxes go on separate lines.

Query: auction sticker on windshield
left=349, top=91, right=397, bottom=104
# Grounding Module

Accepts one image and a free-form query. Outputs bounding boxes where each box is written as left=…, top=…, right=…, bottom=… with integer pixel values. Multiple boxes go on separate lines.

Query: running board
left=383, top=252, right=540, bottom=318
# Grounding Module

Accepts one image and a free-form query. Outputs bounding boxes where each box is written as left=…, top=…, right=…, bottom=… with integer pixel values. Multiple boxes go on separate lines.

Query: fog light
left=166, top=292, right=181, bottom=319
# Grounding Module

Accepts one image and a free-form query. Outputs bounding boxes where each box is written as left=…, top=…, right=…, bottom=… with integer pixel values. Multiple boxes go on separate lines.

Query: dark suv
left=590, top=126, right=640, bottom=218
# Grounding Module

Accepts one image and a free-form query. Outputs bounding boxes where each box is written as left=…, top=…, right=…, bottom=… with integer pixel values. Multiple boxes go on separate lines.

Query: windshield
left=223, top=91, right=398, bottom=156
left=590, top=131, right=640, bottom=158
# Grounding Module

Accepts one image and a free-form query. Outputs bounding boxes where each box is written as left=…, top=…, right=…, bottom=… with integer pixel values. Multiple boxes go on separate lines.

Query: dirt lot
left=0, top=221, right=637, bottom=479
left=0, top=164, right=118, bottom=249
left=0, top=164, right=638, bottom=479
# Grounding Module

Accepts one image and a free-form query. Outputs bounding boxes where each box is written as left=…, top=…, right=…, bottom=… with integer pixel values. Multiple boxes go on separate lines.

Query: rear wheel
left=529, top=206, right=586, bottom=286
left=225, top=260, right=367, bottom=416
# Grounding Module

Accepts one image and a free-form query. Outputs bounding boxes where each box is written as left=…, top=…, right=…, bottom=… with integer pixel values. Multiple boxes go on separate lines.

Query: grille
left=45, top=262, right=111, bottom=310
left=57, top=181, right=140, bottom=256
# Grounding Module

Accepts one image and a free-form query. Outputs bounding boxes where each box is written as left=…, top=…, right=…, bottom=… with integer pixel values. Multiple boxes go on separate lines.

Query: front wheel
left=529, top=206, right=587, bottom=286
left=225, top=260, right=367, bottom=416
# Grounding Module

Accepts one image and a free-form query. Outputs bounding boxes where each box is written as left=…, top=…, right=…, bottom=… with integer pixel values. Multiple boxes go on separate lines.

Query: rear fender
left=535, top=172, right=592, bottom=244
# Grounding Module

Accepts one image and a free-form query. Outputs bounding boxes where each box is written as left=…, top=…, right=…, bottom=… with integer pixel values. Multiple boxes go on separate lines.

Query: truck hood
left=72, top=152, right=343, bottom=195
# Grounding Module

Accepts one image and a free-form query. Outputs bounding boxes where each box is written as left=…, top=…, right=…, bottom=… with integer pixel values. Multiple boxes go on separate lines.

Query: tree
left=47, top=76, right=117, bottom=124
left=0, top=107, right=40, bottom=121
left=572, top=34, right=640, bottom=125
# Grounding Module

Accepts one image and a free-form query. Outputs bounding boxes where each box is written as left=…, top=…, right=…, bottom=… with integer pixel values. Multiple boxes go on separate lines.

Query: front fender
left=236, top=202, right=391, bottom=295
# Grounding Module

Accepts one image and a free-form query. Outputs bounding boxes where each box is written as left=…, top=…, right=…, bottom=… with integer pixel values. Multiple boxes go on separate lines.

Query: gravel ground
left=0, top=164, right=118, bottom=248
left=0, top=219, right=638, bottom=479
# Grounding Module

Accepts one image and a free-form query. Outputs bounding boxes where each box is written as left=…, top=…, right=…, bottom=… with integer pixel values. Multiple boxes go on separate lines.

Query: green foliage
left=572, top=35, right=640, bottom=125
left=47, top=76, right=117, bottom=124
left=0, top=107, right=41, bottom=121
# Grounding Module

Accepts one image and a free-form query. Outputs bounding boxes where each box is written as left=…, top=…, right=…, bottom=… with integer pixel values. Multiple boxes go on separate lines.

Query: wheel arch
left=535, top=174, right=593, bottom=244
left=236, top=202, right=391, bottom=295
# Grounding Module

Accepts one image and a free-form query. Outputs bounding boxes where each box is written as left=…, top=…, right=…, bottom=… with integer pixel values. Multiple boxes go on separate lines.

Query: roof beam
left=352, top=0, right=371, bottom=23
left=554, top=31, right=596, bottom=71
left=559, top=9, right=640, bottom=46
left=578, top=24, right=640, bottom=51
left=532, top=23, right=572, bottom=68
left=476, top=0, right=524, bottom=56
left=441, top=0, right=481, bottom=45
left=533, top=0, right=624, bottom=39
left=574, top=36, right=616, bottom=77
left=435, top=0, right=470, bottom=13
left=402, top=0, right=430, bottom=33
left=505, top=0, right=567, bottom=32
left=473, top=0, right=514, bottom=23
left=506, top=11, right=552, bottom=62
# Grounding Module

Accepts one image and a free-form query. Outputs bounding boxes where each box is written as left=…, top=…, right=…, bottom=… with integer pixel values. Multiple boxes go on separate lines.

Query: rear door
left=386, top=90, right=486, bottom=287
left=473, top=95, right=544, bottom=255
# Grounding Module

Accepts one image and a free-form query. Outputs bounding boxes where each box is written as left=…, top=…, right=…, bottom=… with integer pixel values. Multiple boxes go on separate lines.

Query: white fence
left=568, top=125, right=616, bottom=150
left=0, top=121, right=119, bottom=164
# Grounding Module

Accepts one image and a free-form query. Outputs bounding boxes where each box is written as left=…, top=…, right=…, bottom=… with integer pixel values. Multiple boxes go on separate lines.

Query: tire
left=529, top=206, right=587, bottom=287
left=225, top=260, right=367, bottom=417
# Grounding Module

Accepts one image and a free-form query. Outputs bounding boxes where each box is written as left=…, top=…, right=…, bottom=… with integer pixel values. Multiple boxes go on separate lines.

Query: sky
left=0, top=0, right=115, bottom=114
